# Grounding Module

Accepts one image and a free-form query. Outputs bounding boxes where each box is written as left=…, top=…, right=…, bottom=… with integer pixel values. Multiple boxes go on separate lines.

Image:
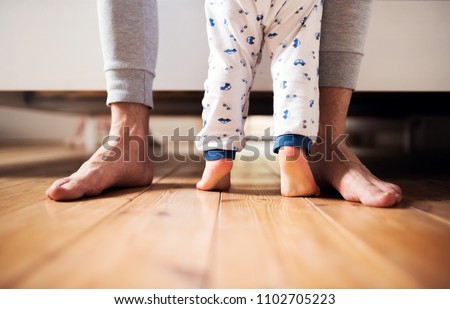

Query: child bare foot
left=196, top=159, right=233, bottom=191
left=278, top=146, right=320, bottom=197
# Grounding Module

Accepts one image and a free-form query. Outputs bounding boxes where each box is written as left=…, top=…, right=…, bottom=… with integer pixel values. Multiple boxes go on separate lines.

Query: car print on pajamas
left=294, top=59, right=306, bottom=66
left=286, top=94, right=298, bottom=101
left=218, top=118, right=232, bottom=124
left=224, top=48, right=237, bottom=54
left=224, top=65, right=234, bottom=71
left=220, top=83, right=232, bottom=91
left=300, top=17, right=307, bottom=26
left=223, top=103, right=232, bottom=110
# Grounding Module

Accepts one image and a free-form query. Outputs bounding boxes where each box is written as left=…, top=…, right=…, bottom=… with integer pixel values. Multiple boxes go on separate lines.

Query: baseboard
left=0, top=91, right=449, bottom=117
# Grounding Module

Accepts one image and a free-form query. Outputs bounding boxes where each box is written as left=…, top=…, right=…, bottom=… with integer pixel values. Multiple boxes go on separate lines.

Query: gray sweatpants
left=97, top=0, right=158, bottom=108
left=96, top=0, right=372, bottom=108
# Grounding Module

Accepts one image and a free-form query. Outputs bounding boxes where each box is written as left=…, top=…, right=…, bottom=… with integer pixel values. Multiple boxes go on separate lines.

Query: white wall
left=0, top=0, right=449, bottom=92
left=357, top=0, right=450, bottom=91
left=0, top=0, right=104, bottom=90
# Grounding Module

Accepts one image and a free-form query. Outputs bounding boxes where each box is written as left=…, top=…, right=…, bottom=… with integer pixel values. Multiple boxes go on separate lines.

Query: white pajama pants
left=196, top=0, right=323, bottom=160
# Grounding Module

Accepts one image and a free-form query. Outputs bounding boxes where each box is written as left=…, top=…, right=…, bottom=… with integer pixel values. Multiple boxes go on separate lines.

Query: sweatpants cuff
left=105, top=69, right=154, bottom=109
left=273, top=134, right=312, bottom=155
left=204, top=150, right=237, bottom=161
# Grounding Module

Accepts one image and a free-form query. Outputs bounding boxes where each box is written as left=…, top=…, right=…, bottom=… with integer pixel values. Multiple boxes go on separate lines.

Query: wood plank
left=206, top=187, right=286, bottom=288
left=410, top=200, right=450, bottom=225
left=0, top=178, right=59, bottom=216
left=0, top=145, right=88, bottom=194
left=265, top=158, right=450, bottom=223
left=0, top=146, right=174, bottom=215
left=399, top=179, right=450, bottom=199
left=0, top=150, right=91, bottom=215
left=0, top=145, right=86, bottom=171
left=271, top=198, right=419, bottom=288
left=207, top=194, right=418, bottom=288
left=0, top=155, right=89, bottom=216
left=252, top=151, right=449, bottom=287
left=0, top=177, right=39, bottom=190
left=206, top=158, right=419, bottom=288
left=308, top=197, right=450, bottom=288
left=14, top=161, right=221, bottom=288
left=0, top=159, right=180, bottom=287
left=399, top=179, right=450, bottom=223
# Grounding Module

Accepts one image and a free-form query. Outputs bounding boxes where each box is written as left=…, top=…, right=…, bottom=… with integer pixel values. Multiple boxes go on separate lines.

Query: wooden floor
left=0, top=144, right=449, bottom=288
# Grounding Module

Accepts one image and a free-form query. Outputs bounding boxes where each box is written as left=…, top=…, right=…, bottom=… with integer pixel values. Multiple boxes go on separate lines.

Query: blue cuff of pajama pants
left=204, top=149, right=237, bottom=161
left=273, top=134, right=312, bottom=154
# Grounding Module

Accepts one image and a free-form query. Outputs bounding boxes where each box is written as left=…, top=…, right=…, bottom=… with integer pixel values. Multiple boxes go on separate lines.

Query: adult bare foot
left=46, top=103, right=153, bottom=201
left=313, top=87, right=403, bottom=207
left=310, top=143, right=402, bottom=207
left=278, top=146, right=320, bottom=197
left=196, top=159, right=233, bottom=191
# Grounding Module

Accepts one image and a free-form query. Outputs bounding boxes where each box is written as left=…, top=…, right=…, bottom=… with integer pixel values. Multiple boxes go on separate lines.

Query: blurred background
left=0, top=0, right=449, bottom=177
